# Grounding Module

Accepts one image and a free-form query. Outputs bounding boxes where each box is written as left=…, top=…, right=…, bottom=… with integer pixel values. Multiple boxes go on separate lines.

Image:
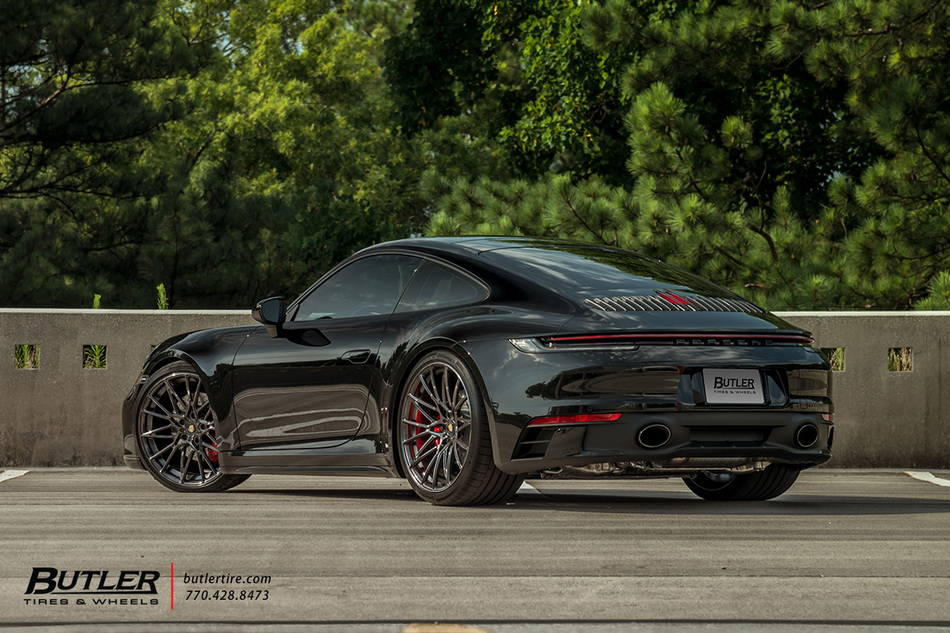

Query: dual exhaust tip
left=637, top=423, right=672, bottom=449
left=637, top=422, right=821, bottom=450
left=795, top=423, right=820, bottom=449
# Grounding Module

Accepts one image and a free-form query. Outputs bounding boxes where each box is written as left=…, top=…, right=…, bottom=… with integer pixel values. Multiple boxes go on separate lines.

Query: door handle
left=341, top=349, right=372, bottom=364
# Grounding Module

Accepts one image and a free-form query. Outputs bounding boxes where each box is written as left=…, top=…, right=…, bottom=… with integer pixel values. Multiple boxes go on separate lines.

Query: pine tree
left=1, top=0, right=424, bottom=307
left=0, top=0, right=201, bottom=305
left=426, top=0, right=950, bottom=310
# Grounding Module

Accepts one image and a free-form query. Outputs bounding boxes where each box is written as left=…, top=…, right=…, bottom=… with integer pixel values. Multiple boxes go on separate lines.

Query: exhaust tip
left=796, top=423, right=820, bottom=449
left=638, top=423, right=672, bottom=449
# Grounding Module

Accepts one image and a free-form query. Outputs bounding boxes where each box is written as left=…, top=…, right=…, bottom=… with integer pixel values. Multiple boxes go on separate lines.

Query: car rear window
left=395, top=261, right=488, bottom=313
left=480, top=246, right=729, bottom=297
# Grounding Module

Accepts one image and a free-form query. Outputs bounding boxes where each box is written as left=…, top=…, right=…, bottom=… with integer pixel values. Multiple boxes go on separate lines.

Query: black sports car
left=122, top=237, right=833, bottom=505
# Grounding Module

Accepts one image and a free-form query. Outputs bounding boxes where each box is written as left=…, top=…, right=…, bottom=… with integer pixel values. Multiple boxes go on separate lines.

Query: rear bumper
left=461, top=336, right=833, bottom=476
left=503, top=410, right=832, bottom=474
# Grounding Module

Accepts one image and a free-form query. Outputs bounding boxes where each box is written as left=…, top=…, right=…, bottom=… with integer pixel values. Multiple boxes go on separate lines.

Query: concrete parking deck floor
left=0, top=468, right=948, bottom=629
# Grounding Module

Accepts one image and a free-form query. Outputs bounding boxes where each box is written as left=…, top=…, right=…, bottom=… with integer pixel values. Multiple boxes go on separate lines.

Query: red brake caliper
left=414, top=388, right=440, bottom=463
left=206, top=435, right=219, bottom=465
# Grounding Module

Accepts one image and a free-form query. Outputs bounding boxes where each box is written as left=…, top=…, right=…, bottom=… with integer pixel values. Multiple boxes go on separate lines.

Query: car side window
left=395, top=261, right=488, bottom=313
left=293, top=255, right=422, bottom=321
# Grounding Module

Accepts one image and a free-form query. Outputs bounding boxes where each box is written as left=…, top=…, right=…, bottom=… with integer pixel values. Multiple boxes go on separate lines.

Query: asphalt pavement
left=1, top=468, right=949, bottom=630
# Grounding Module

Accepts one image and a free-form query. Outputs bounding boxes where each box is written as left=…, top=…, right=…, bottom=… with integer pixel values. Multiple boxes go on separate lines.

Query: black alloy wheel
left=683, top=464, right=799, bottom=501
left=398, top=350, right=523, bottom=506
left=136, top=362, right=249, bottom=493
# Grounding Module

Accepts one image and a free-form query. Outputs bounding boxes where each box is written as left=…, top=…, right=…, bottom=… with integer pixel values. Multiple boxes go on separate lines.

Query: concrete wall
left=1, top=309, right=948, bottom=468
left=776, top=312, right=950, bottom=468
left=0, top=310, right=253, bottom=466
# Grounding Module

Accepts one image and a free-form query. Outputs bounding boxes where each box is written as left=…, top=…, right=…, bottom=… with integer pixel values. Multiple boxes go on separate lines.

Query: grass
left=887, top=347, right=913, bottom=372
left=15, top=344, right=40, bottom=370
left=82, top=344, right=107, bottom=369
left=820, top=347, right=845, bottom=372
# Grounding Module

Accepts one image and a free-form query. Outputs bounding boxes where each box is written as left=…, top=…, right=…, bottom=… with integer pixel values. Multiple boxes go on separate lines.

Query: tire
left=683, top=465, right=799, bottom=501
left=398, top=351, right=523, bottom=506
left=136, top=361, right=249, bottom=493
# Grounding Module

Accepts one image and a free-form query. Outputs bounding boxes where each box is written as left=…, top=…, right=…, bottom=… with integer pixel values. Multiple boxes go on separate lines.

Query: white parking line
left=0, top=469, right=29, bottom=484
left=518, top=481, right=543, bottom=496
left=905, top=471, right=950, bottom=488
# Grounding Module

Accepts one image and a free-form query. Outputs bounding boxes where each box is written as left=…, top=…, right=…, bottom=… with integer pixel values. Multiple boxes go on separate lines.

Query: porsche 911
left=121, top=237, right=833, bottom=505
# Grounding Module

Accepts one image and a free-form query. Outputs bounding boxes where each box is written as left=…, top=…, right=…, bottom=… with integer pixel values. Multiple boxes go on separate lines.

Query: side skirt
left=219, top=438, right=399, bottom=477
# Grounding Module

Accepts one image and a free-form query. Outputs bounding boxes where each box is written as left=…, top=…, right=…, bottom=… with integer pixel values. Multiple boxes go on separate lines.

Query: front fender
left=122, top=326, right=260, bottom=455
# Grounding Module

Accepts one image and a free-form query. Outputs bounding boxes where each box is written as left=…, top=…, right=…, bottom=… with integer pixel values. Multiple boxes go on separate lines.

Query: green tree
left=385, top=0, right=640, bottom=183
left=384, top=0, right=491, bottom=134
left=915, top=272, right=950, bottom=310
left=2, top=0, right=424, bottom=308
left=427, top=0, right=950, bottom=310
left=0, top=0, right=202, bottom=305
left=0, top=0, right=198, bottom=200
left=130, top=0, right=422, bottom=308
left=799, top=0, right=950, bottom=308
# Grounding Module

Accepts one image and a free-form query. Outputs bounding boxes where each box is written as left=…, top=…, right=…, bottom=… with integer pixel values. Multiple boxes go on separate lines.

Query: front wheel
left=136, top=362, right=249, bottom=493
left=683, top=465, right=800, bottom=501
left=398, top=351, right=523, bottom=506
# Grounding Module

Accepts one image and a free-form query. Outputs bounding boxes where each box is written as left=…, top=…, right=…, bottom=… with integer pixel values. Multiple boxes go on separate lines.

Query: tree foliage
left=3, top=0, right=950, bottom=310
left=0, top=0, right=201, bottom=305
left=386, top=0, right=643, bottom=182
left=0, top=0, right=199, bottom=199
left=427, top=0, right=950, bottom=310
left=125, top=0, right=422, bottom=307
left=1, top=0, right=423, bottom=307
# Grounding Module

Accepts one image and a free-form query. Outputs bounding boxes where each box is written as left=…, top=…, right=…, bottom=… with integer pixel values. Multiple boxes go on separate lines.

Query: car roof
left=364, top=236, right=606, bottom=256
left=357, top=236, right=738, bottom=302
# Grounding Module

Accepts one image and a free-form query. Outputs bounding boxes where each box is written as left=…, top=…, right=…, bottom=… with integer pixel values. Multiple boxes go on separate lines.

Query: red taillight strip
left=528, top=413, right=623, bottom=427
left=546, top=333, right=814, bottom=345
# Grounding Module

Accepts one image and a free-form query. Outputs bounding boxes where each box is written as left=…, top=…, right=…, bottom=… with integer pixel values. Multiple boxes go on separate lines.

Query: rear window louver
left=584, top=293, right=764, bottom=314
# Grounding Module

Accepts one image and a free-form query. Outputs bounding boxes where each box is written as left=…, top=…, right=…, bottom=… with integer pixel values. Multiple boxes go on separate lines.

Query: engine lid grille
left=584, top=291, right=764, bottom=314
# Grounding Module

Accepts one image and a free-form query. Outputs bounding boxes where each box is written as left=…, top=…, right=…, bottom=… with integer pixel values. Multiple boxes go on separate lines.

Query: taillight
left=546, top=333, right=814, bottom=345
left=511, top=333, right=814, bottom=352
left=527, top=413, right=622, bottom=427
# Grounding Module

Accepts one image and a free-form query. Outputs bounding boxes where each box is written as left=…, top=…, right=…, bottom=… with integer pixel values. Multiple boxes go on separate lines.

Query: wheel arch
left=133, top=351, right=243, bottom=455
left=145, top=352, right=192, bottom=376
left=387, top=338, right=498, bottom=479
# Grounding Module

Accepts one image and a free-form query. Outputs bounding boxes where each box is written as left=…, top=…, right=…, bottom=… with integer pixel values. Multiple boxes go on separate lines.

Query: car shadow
left=497, top=490, right=950, bottom=516
left=227, top=485, right=950, bottom=516
left=230, top=487, right=419, bottom=501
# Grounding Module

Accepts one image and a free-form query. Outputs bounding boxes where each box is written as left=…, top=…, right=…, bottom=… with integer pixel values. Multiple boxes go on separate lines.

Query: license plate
left=702, top=369, right=764, bottom=405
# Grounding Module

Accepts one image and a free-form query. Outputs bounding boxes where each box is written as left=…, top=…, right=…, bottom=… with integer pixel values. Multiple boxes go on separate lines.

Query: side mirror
left=252, top=296, right=286, bottom=338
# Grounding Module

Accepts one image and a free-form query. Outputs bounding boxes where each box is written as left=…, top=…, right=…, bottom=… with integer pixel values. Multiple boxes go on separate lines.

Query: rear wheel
left=136, top=362, right=249, bottom=493
left=683, top=465, right=799, bottom=501
left=398, top=351, right=523, bottom=506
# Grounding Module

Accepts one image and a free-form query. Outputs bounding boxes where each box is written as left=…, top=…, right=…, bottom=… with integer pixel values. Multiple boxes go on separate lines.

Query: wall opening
left=887, top=347, right=913, bottom=372
left=14, top=344, right=40, bottom=370
left=820, top=347, right=845, bottom=372
left=82, top=345, right=108, bottom=369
